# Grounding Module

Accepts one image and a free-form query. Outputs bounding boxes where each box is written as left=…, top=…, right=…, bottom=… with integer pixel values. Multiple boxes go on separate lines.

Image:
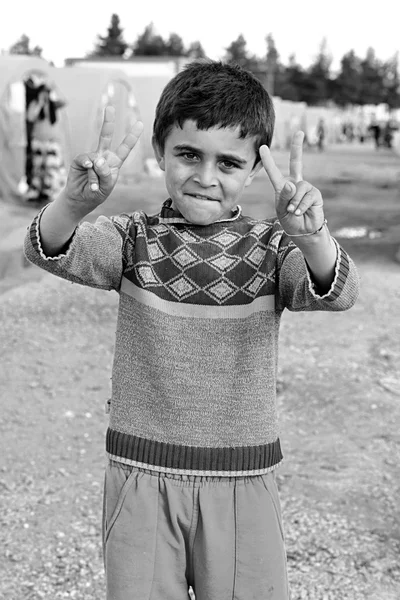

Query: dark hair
left=153, top=59, right=275, bottom=164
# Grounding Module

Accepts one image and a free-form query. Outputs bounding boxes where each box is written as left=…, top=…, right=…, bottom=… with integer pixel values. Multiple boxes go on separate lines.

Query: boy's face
left=153, top=120, right=262, bottom=225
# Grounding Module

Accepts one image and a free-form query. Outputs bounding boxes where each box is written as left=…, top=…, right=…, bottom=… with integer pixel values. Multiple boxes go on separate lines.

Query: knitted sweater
left=24, top=199, right=359, bottom=476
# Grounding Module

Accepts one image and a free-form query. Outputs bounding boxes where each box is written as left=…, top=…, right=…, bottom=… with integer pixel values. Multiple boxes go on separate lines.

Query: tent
left=49, top=66, right=144, bottom=184
left=65, top=56, right=190, bottom=161
left=0, top=55, right=69, bottom=202
left=272, top=98, right=307, bottom=150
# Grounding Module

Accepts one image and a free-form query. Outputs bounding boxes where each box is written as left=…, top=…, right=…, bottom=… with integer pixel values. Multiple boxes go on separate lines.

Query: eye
left=221, top=160, right=238, bottom=170
left=180, top=152, right=198, bottom=161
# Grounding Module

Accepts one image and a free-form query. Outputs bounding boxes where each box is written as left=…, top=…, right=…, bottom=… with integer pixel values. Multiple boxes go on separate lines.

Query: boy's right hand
left=65, top=106, right=143, bottom=213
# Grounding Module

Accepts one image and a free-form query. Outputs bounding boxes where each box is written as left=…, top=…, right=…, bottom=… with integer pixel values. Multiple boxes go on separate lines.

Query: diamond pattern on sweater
left=152, top=223, right=170, bottom=236
left=166, top=275, right=200, bottom=300
left=171, top=247, right=201, bottom=270
left=243, top=273, right=267, bottom=297
left=209, top=230, right=241, bottom=249
left=148, top=240, right=167, bottom=262
left=136, top=264, right=160, bottom=287
left=174, top=228, right=203, bottom=244
left=244, top=244, right=267, bottom=268
left=205, top=279, right=239, bottom=302
left=249, top=222, right=273, bottom=239
left=206, top=253, right=241, bottom=274
left=124, top=210, right=282, bottom=304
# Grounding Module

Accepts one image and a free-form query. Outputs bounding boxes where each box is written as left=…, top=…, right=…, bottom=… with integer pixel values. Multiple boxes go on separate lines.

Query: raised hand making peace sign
left=65, top=106, right=143, bottom=212
left=260, top=131, right=325, bottom=238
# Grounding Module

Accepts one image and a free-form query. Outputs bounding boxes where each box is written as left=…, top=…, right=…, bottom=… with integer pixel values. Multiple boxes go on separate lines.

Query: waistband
left=106, top=428, right=283, bottom=477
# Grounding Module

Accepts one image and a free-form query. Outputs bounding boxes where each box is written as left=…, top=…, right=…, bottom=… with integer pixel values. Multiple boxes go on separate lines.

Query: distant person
left=24, top=60, right=360, bottom=600
left=347, top=122, right=355, bottom=143
left=383, top=120, right=396, bottom=149
left=369, top=118, right=381, bottom=150
left=356, top=122, right=367, bottom=143
left=316, top=118, right=326, bottom=151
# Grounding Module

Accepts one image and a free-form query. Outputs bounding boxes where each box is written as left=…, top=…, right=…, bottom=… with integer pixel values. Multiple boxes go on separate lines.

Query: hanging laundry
left=24, top=77, right=67, bottom=203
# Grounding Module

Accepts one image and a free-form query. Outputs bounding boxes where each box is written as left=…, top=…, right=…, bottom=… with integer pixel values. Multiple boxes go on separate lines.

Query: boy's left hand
left=259, top=131, right=325, bottom=236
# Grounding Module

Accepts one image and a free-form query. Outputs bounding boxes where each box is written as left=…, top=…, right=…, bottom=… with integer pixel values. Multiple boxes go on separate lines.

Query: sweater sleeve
left=23, top=205, right=136, bottom=292
left=276, top=227, right=360, bottom=312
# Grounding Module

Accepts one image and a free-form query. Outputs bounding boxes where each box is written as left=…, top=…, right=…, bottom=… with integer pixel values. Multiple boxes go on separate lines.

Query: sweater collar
left=160, top=199, right=242, bottom=223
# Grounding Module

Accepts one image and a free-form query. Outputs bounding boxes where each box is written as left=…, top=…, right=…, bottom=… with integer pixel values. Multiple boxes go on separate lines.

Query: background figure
left=382, top=120, right=397, bottom=149
left=317, top=118, right=325, bottom=151
left=28, top=120, right=67, bottom=203
left=368, top=118, right=381, bottom=150
left=24, top=77, right=66, bottom=203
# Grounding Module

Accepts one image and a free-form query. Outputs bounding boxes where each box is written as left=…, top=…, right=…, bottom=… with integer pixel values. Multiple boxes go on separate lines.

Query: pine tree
left=224, top=34, right=259, bottom=73
left=225, top=34, right=248, bottom=68
left=359, top=48, right=385, bottom=105
left=265, top=34, right=278, bottom=95
left=278, top=54, right=306, bottom=102
left=186, top=41, right=206, bottom=59
left=133, top=23, right=168, bottom=56
left=332, top=50, right=362, bottom=106
left=9, top=34, right=42, bottom=57
left=165, top=33, right=186, bottom=56
left=304, top=38, right=332, bottom=105
left=92, top=14, right=128, bottom=57
left=382, top=52, right=400, bottom=109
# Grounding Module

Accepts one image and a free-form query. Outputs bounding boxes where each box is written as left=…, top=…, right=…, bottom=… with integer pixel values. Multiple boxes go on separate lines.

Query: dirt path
left=1, top=142, right=400, bottom=599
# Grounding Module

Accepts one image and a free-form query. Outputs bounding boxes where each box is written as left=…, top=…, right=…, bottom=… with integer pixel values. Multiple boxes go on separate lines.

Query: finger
left=73, top=153, right=94, bottom=170
left=115, top=120, right=144, bottom=164
left=279, top=181, right=296, bottom=202
left=88, top=167, right=100, bottom=192
left=96, top=105, right=115, bottom=154
left=285, top=181, right=312, bottom=213
left=289, top=131, right=304, bottom=183
left=93, top=156, right=112, bottom=190
left=294, top=189, right=323, bottom=215
left=75, top=153, right=100, bottom=191
left=259, top=145, right=286, bottom=192
left=291, top=190, right=320, bottom=216
left=287, top=183, right=321, bottom=215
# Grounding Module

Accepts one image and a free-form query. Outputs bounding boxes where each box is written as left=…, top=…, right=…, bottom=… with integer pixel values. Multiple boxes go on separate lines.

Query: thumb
left=280, top=181, right=296, bottom=201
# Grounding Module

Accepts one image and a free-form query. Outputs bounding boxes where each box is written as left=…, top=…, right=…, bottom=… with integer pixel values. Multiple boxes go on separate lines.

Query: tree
left=382, top=52, right=400, bottom=109
left=186, top=41, right=206, bottom=59
left=332, top=50, right=362, bottom=106
left=91, top=14, right=128, bottom=57
left=277, top=54, right=306, bottom=102
left=265, top=34, right=278, bottom=95
left=225, top=34, right=247, bottom=67
left=304, top=38, right=332, bottom=105
left=133, top=23, right=168, bottom=56
left=359, top=47, right=385, bottom=105
left=165, top=33, right=186, bottom=56
left=224, top=34, right=259, bottom=72
left=9, top=34, right=42, bottom=57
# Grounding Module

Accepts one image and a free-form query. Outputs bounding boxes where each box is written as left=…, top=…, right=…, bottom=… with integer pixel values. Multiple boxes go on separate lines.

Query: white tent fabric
left=49, top=66, right=145, bottom=183
left=0, top=55, right=69, bottom=202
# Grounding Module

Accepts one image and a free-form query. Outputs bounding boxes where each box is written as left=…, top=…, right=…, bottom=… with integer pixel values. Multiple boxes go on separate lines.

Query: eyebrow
left=173, top=144, right=248, bottom=166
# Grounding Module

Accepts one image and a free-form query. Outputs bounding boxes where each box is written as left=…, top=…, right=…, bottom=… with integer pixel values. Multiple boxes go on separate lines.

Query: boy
left=24, top=60, right=359, bottom=600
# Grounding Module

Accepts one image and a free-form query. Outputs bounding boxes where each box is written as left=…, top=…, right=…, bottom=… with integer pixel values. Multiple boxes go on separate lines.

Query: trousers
left=102, top=460, right=289, bottom=600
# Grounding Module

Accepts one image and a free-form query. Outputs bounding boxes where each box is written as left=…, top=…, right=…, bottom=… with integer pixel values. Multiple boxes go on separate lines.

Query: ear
left=152, top=136, right=165, bottom=171
left=244, top=161, right=263, bottom=187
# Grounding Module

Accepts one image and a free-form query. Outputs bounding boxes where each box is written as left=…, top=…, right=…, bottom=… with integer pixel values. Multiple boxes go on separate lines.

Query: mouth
left=186, top=193, right=220, bottom=202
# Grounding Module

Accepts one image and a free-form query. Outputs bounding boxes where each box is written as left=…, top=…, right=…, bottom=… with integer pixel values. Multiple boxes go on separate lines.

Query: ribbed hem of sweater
left=106, top=428, right=283, bottom=477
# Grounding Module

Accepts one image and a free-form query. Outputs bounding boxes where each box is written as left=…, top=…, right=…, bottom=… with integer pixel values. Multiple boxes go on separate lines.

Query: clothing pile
left=24, top=76, right=67, bottom=203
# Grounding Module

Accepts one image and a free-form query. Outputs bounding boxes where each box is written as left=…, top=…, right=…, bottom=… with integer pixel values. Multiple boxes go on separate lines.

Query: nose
left=192, top=162, right=218, bottom=187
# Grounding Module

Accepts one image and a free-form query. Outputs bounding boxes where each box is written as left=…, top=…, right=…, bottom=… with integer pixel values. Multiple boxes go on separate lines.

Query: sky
left=1, top=0, right=399, bottom=71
